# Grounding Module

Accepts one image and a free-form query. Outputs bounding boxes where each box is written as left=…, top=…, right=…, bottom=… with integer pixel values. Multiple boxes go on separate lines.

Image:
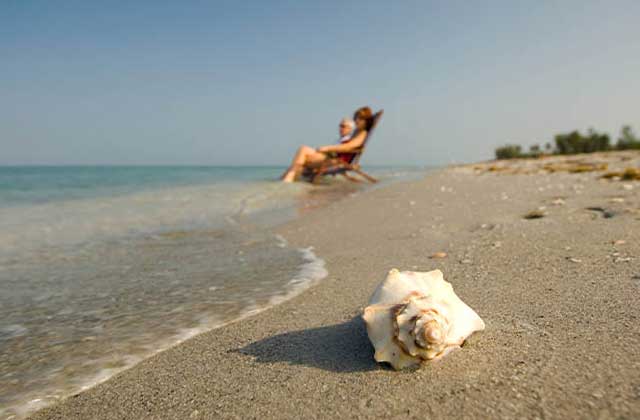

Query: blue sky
left=2, top=1, right=639, bottom=166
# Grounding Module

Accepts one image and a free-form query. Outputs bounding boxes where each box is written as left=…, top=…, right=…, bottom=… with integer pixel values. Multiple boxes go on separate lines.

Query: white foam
left=274, top=234, right=288, bottom=248
left=271, top=246, right=328, bottom=304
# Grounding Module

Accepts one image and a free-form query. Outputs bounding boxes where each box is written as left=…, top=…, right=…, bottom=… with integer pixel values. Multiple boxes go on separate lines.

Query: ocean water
left=0, top=165, right=424, bottom=419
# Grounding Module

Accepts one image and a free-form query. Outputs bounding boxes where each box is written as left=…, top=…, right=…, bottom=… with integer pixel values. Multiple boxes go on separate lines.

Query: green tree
left=616, top=125, right=640, bottom=150
left=495, top=144, right=522, bottom=160
left=529, top=144, right=541, bottom=158
left=586, top=128, right=610, bottom=152
left=555, top=129, right=610, bottom=154
left=555, top=131, right=581, bottom=154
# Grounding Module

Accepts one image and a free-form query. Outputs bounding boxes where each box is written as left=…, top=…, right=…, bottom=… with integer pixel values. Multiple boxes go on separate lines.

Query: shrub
left=494, top=125, right=636, bottom=160
left=554, top=129, right=610, bottom=154
left=616, top=126, right=640, bottom=150
left=495, top=144, right=522, bottom=160
left=529, top=144, right=542, bottom=158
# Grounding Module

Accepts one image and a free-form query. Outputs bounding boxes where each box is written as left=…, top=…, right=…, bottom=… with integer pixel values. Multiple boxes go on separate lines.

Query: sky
left=2, top=0, right=640, bottom=166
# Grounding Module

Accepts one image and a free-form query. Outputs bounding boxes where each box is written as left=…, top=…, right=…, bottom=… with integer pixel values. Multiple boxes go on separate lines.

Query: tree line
left=495, top=125, right=640, bottom=160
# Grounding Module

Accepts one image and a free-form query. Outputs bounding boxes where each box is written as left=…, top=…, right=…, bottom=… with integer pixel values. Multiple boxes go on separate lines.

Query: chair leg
left=353, top=168, right=378, bottom=183
left=311, top=171, right=324, bottom=184
left=341, top=172, right=362, bottom=182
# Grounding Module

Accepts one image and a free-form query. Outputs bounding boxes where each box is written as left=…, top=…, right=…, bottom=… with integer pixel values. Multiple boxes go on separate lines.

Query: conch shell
left=362, top=269, right=485, bottom=370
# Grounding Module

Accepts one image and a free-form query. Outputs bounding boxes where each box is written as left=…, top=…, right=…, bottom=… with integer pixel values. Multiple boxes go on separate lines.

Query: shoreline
left=30, top=153, right=640, bottom=419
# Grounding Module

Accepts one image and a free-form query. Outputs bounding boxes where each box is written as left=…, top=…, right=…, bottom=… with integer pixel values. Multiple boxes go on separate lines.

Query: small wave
left=0, top=180, right=306, bottom=263
left=0, top=324, right=28, bottom=341
left=271, top=246, right=328, bottom=305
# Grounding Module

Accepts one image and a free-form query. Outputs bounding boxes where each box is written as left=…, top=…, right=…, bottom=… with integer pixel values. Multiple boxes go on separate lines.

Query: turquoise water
left=0, top=165, right=425, bottom=419
left=0, top=166, right=285, bottom=207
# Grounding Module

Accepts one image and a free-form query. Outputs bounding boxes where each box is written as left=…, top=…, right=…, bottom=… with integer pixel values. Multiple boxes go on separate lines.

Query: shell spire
left=362, top=269, right=485, bottom=370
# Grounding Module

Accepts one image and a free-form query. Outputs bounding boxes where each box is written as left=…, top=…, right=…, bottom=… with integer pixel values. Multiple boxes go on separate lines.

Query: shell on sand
left=362, top=269, right=485, bottom=370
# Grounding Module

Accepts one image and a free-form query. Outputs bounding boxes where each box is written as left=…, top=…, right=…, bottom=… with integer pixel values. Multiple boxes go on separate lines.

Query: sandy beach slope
left=30, top=153, right=640, bottom=419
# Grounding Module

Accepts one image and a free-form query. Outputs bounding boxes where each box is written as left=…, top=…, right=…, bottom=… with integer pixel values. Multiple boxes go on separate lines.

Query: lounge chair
left=305, top=110, right=383, bottom=184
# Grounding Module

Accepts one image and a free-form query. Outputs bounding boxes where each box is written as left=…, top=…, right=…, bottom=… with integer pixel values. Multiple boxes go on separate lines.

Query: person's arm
left=317, top=131, right=367, bottom=154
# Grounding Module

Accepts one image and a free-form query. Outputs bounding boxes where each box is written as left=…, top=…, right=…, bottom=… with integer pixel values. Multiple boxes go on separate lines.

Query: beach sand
left=30, top=152, right=640, bottom=419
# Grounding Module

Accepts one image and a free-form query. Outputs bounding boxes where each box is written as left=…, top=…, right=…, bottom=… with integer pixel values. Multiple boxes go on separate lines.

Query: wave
left=0, top=179, right=308, bottom=262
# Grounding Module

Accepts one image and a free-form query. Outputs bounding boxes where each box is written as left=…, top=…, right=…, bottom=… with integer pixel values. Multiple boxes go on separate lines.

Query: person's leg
left=281, top=146, right=326, bottom=182
left=281, top=146, right=311, bottom=181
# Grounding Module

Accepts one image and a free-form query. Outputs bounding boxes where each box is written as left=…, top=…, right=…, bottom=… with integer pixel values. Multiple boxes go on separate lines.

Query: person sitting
left=280, top=106, right=374, bottom=183
left=337, top=117, right=355, bottom=144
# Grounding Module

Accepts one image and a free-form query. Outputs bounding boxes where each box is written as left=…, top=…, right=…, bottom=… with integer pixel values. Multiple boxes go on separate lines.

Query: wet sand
left=30, top=152, right=640, bottom=419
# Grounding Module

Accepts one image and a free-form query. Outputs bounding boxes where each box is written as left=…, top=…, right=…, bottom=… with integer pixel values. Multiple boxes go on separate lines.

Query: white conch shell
left=362, top=269, right=485, bottom=370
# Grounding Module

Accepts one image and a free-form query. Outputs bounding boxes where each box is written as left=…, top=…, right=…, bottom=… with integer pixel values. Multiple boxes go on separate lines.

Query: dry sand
left=30, top=152, right=640, bottom=419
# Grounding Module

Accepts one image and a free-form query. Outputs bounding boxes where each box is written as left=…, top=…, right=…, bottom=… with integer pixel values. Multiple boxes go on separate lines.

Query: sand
left=30, top=152, right=640, bottom=419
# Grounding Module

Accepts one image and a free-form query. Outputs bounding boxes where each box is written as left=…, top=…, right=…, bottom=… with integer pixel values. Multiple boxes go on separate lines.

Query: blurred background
left=2, top=0, right=640, bottom=167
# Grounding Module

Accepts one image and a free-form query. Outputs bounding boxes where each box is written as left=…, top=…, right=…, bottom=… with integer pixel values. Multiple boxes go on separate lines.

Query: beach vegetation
left=554, top=129, right=611, bottom=155
left=529, top=144, right=541, bottom=157
left=494, top=144, right=522, bottom=160
left=495, top=125, right=640, bottom=159
left=601, top=167, right=640, bottom=180
left=616, top=125, right=640, bottom=150
left=622, top=167, right=640, bottom=180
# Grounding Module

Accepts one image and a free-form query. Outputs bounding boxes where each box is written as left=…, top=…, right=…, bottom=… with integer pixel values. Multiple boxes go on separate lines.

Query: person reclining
left=280, top=106, right=374, bottom=183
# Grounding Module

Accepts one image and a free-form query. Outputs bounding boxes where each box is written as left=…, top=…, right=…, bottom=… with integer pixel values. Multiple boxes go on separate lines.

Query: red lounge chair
left=305, top=110, right=383, bottom=184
